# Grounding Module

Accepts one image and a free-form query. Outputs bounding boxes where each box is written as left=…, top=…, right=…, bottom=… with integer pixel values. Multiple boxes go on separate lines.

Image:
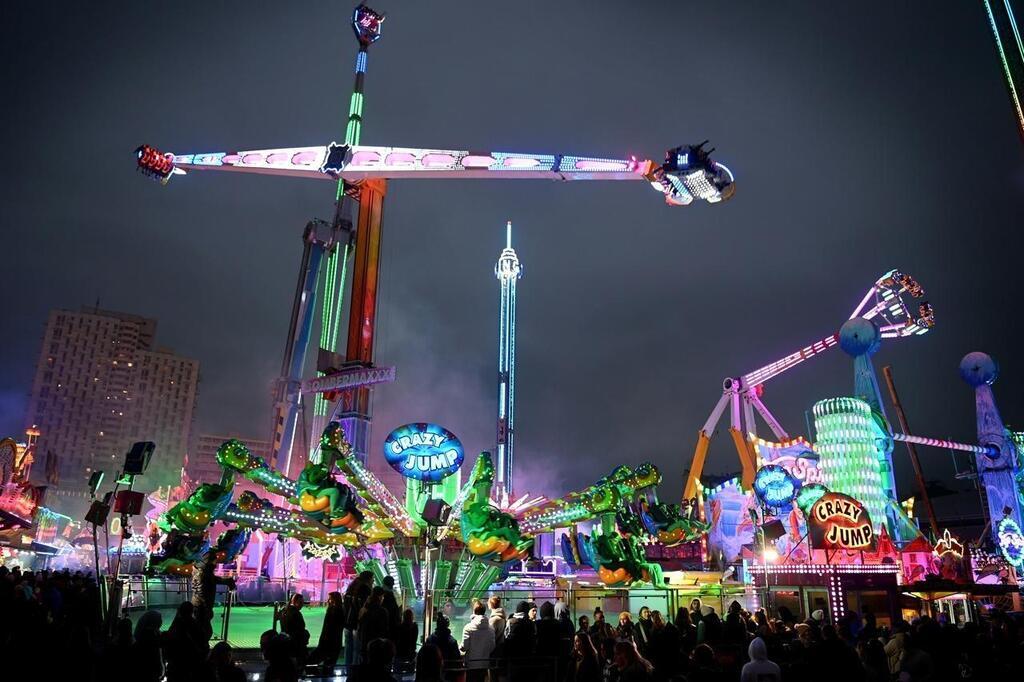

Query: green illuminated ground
left=127, top=604, right=327, bottom=649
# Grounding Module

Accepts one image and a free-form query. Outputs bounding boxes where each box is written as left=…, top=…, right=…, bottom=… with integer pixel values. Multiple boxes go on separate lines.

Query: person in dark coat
left=535, top=601, right=563, bottom=656
left=163, top=602, right=203, bottom=682
left=590, top=608, right=615, bottom=662
left=570, top=632, right=602, bottom=682
left=358, top=587, right=391, bottom=662
left=612, top=640, right=654, bottom=682
left=674, top=608, right=697, bottom=655
left=314, top=591, right=345, bottom=676
left=646, top=611, right=681, bottom=681
left=617, top=612, right=636, bottom=643
left=396, top=608, right=419, bottom=670
left=687, top=643, right=724, bottom=682
left=205, top=641, right=247, bottom=682
left=634, top=607, right=653, bottom=654
left=416, top=644, right=444, bottom=682
left=279, top=593, right=310, bottom=670
left=131, top=610, right=165, bottom=682
left=381, top=576, right=401, bottom=635
left=424, top=615, right=463, bottom=679
left=345, top=571, right=375, bottom=667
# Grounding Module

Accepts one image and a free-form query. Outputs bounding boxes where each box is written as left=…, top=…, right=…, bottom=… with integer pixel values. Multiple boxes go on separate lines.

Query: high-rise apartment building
left=24, top=307, right=199, bottom=512
left=188, top=433, right=272, bottom=485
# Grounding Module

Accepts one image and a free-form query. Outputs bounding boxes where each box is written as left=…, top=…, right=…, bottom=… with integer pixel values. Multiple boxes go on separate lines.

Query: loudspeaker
left=85, top=500, right=110, bottom=526
left=123, top=441, right=155, bottom=475
left=759, top=519, right=786, bottom=542
left=421, top=499, right=452, bottom=527
left=113, top=490, right=145, bottom=515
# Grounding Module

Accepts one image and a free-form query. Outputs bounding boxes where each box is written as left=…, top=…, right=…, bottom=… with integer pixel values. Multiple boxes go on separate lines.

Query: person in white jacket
left=741, top=637, right=781, bottom=682
left=462, top=600, right=497, bottom=682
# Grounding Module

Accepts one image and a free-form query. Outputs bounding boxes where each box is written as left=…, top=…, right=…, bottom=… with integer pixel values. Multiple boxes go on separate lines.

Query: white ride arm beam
left=136, top=142, right=735, bottom=206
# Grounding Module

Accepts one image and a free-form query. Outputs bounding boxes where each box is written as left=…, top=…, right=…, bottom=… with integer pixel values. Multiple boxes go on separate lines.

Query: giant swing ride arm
left=135, top=141, right=736, bottom=207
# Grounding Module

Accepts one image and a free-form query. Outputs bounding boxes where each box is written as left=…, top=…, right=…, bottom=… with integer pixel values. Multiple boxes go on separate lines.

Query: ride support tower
left=319, top=4, right=386, bottom=469
left=495, top=221, right=522, bottom=504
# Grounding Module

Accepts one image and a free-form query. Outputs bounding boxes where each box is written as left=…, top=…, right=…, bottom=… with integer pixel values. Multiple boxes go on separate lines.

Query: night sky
left=3, top=2, right=1023, bottom=514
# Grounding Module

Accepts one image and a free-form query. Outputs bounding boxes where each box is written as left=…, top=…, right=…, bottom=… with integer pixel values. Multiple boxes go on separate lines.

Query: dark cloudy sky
left=3, top=2, right=1023, bottom=512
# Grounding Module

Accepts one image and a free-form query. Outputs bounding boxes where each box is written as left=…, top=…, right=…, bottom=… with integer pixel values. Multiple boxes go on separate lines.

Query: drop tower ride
left=495, top=221, right=522, bottom=503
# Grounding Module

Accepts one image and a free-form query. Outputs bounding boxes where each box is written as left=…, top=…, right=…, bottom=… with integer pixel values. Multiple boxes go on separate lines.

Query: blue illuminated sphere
left=839, top=317, right=881, bottom=357
left=960, top=352, right=998, bottom=387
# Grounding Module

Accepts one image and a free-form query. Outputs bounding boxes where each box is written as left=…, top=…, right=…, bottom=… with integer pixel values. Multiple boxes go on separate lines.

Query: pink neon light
left=503, top=157, right=540, bottom=168
left=384, top=152, right=416, bottom=166
left=266, top=153, right=289, bottom=164
left=291, top=151, right=318, bottom=165
left=222, top=155, right=240, bottom=164
left=422, top=153, right=456, bottom=168
left=241, top=154, right=264, bottom=165
left=574, top=160, right=629, bottom=171
left=461, top=155, right=496, bottom=168
left=350, top=151, right=381, bottom=166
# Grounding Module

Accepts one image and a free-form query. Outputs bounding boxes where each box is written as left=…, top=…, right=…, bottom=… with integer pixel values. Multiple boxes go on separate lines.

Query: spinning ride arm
left=459, top=452, right=534, bottom=563
left=519, top=463, right=663, bottom=535
left=136, top=141, right=735, bottom=206
left=320, top=421, right=418, bottom=536
left=683, top=269, right=936, bottom=500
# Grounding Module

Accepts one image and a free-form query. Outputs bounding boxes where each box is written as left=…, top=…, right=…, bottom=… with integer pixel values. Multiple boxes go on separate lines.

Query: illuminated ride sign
left=753, top=464, right=801, bottom=508
left=808, top=492, right=875, bottom=550
left=934, top=528, right=965, bottom=560
left=796, top=483, right=829, bottom=515
left=996, top=517, right=1024, bottom=569
left=753, top=439, right=825, bottom=486
left=383, top=423, right=464, bottom=483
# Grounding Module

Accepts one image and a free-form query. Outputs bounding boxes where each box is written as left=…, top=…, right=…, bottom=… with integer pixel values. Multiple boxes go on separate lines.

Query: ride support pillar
left=339, top=179, right=387, bottom=465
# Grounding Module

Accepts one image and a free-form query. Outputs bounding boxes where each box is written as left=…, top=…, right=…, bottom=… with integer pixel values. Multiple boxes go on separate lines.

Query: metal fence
left=111, top=574, right=744, bottom=651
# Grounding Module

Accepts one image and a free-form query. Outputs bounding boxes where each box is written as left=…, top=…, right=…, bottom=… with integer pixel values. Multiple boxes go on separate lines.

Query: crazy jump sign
left=808, top=492, right=875, bottom=551
left=383, top=422, right=464, bottom=483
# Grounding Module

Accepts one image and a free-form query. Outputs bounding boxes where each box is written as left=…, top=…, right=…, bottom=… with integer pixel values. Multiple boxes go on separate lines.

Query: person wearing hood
left=488, top=596, right=507, bottom=649
left=462, top=600, right=496, bottom=682
left=131, top=610, right=164, bottom=682
left=425, top=614, right=463, bottom=671
left=535, top=601, right=563, bottom=660
left=741, top=637, right=780, bottom=682
left=504, top=602, right=537, bottom=659
left=504, top=601, right=532, bottom=639
left=555, top=599, right=575, bottom=639
left=696, top=606, right=722, bottom=645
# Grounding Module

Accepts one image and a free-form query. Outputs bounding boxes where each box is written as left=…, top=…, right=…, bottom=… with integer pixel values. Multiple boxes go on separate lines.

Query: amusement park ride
left=683, top=270, right=936, bottom=500
left=134, top=4, right=730, bottom=590
left=134, top=4, right=735, bottom=492
left=121, top=4, right=1024, bottom=605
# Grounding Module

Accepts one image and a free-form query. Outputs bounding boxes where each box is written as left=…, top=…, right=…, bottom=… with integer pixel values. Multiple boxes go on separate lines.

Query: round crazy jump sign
left=383, top=423, right=464, bottom=482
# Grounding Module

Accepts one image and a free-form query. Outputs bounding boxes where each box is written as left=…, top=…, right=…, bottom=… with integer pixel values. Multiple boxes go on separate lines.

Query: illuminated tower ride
left=321, top=4, right=387, bottom=469
left=495, top=221, right=522, bottom=503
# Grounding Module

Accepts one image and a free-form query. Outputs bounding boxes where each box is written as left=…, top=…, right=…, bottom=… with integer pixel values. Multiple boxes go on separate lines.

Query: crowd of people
left=3, top=564, right=1024, bottom=682
left=221, top=585, right=1024, bottom=682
